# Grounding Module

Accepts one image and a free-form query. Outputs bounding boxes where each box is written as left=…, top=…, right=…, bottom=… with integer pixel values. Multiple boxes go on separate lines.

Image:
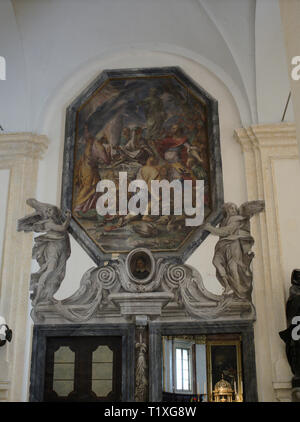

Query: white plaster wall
left=195, top=344, right=207, bottom=395
left=255, top=0, right=294, bottom=123
left=0, top=0, right=29, bottom=132
left=273, top=158, right=300, bottom=296
left=0, top=170, right=10, bottom=282
left=200, top=0, right=257, bottom=122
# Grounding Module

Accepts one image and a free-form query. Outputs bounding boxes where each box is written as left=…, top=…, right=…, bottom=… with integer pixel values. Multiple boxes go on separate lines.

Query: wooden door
left=44, top=336, right=122, bottom=402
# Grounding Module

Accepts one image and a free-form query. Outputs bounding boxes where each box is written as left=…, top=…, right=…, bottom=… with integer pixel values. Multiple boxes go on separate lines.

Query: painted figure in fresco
left=119, top=126, right=151, bottom=162
left=74, top=126, right=112, bottom=215
left=71, top=76, right=212, bottom=252
left=92, top=135, right=111, bottom=165
left=132, top=257, right=150, bottom=280
left=74, top=126, right=101, bottom=214
left=137, top=156, right=161, bottom=188
left=120, top=127, right=131, bottom=146
left=156, top=124, right=206, bottom=182
left=17, top=199, right=71, bottom=306
left=186, top=157, right=206, bottom=181
left=114, top=157, right=161, bottom=228
left=158, top=124, right=189, bottom=161
left=142, top=87, right=166, bottom=140
left=203, top=201, right=265, bottom=300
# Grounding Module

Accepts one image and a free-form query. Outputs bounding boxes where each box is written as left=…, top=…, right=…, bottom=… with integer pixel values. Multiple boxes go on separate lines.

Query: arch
left=37, top=44, right=252, bottom=137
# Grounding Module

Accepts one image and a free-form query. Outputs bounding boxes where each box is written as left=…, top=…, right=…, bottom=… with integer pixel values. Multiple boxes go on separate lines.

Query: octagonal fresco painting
left=62, top=67, right=223, bottom=263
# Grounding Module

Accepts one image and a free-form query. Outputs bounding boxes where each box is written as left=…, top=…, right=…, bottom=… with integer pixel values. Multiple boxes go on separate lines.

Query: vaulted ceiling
left=0, top=0, right=292, bottom=133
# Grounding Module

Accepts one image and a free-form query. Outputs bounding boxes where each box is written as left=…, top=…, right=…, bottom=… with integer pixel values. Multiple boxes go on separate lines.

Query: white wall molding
left=0, top=133, right=48, bottom=160
left=235, top=123, right=297, bottom=402
left=0, top=132, right=48, bottom=402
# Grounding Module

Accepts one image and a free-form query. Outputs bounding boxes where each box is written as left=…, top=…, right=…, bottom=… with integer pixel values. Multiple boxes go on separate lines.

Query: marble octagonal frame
left=61, top=67, right=224, bottom=264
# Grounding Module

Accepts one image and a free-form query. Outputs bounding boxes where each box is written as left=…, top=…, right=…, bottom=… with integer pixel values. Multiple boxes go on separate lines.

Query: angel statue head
left=17, top=198, right=65, bottom=232
left=223, top=202, right=239, bottom=217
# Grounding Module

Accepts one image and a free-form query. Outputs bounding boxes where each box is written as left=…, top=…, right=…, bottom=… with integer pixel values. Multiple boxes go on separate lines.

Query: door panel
left=44, top=336, right=122, bottom=402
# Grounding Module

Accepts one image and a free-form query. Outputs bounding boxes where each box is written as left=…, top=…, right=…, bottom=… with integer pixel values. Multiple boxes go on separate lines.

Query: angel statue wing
left=238, top=200, right=265, bottom=218
left=17, top=212, right=43, bottom=232
left=17, top=198, right=64, bottom=232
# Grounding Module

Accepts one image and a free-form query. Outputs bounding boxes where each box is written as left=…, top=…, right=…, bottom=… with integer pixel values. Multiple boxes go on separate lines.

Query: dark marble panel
left=29, top=324, right=135, bottom=402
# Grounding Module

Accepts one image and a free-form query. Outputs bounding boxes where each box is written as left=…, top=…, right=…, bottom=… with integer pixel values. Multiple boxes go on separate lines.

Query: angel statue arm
left=203, top=201, right=264, bottom=237
left=203, top=216, right=245, bottom=238
left=32, top=209, right=71, bottom=233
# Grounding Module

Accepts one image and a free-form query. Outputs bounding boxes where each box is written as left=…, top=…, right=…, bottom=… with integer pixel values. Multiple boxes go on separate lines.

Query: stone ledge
left=108, top=292, right=174, bottom=316
left=0, top=132, right=49, bottom=159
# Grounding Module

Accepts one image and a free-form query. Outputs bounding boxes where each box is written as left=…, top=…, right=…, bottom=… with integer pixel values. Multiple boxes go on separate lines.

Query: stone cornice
left=235, top=123, right=298, bottom=152
left=0, top=133, right=49, bottom=160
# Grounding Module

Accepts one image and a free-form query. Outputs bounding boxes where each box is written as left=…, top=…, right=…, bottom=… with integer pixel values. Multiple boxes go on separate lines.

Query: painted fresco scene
left=72, top=75, right=212, bottom=253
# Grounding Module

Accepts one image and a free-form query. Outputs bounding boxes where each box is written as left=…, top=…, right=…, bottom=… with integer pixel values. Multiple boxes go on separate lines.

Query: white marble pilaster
left=0, top=133, right=48, bottom=402
left=235, top=123, right=298, bottom=402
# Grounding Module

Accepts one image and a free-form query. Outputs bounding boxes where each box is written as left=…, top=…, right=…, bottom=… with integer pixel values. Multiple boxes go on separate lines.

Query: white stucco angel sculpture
left=17, top=198, right=71, bottom=306
left=203, top=200, right=265, bottom=301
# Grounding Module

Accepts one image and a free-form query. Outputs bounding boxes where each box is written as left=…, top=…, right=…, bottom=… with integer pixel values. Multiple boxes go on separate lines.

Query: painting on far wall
left=206, top=338, right=243, bottom=402
left=69, top=70, right=217, bottom=255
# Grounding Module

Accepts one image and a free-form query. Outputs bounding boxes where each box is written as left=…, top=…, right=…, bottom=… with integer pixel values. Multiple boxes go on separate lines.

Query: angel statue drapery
left=17, top=198, right=71, bottom=306
left=203, top=200, right=265, bottom=301
left=135, top=331, right=148, bottom=402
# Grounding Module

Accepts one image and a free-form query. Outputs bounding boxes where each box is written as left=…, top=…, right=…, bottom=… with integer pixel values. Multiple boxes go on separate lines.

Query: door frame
left=29, top=324, right=135, bottom=402
left=149, top=320, right=258, bottom=402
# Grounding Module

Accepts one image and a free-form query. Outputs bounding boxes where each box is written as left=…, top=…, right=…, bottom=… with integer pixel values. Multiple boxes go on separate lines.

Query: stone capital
left=0, top=132, right=49, bottom=160
left=235, top=123, right=298, bottom=151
